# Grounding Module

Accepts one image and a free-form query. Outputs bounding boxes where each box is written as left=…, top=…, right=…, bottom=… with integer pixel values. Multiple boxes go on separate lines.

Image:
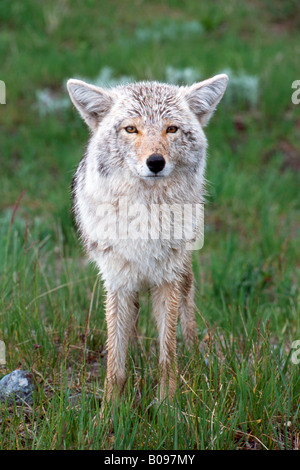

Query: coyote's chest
left=95, top=237, right=186, bottom=291
left=77, top=180, right=195, bottom=290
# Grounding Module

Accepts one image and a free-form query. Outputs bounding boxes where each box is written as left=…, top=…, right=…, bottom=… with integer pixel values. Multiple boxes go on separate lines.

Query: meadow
left=0, top=0, right=299, bottom=449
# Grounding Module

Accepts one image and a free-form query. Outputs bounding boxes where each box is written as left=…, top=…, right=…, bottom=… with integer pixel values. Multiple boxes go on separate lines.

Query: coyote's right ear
left=67, top=79, right=114, bottom=131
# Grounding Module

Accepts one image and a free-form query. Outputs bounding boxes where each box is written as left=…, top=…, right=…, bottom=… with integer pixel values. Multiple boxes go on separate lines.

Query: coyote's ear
left=67, top=79, right=114, bottom=131
left=185, top=74, right=228, bottom=126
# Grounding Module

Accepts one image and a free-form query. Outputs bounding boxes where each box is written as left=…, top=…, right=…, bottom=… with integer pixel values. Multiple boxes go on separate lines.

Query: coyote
left=67, top=74, right=228, bottom=404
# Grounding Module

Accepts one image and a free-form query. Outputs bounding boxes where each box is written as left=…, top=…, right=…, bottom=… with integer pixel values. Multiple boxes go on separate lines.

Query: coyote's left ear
left=185, top=74, right=228, bottom=126
left=67, top=79, right=114, bottom=131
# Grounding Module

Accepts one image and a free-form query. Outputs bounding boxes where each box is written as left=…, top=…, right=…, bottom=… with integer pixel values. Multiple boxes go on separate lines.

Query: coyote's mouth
left=141, top=175, right=165, bottom=179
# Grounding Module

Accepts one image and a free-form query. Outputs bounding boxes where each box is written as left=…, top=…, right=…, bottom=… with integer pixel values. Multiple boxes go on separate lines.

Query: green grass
left=0, top=0, right=300, bottom=450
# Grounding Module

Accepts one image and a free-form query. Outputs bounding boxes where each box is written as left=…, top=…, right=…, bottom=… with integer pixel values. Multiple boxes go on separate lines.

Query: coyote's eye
left=166, top=126, right=178, bottom=134
left=125, top=126, right=138, bottom=133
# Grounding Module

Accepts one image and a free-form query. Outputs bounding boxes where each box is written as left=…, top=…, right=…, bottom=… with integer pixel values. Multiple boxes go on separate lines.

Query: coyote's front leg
left=178, top=255, right=198, bottom=348
left=152, top=280, right=180, bottom=400
left=102, top=289, right=137, bottom=405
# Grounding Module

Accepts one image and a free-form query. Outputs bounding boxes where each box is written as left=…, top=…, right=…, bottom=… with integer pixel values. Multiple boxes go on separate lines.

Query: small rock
left=0, top=369, right=35, bottom=405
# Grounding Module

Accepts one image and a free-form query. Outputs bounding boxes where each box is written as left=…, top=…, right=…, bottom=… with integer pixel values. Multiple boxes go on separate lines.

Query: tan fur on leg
left=152, top=281, right=179, bottom=400
left=178, top=255, right=198, bottom=348
left=103, top=289, right=138, bottom=404
left=130, top=293, right=140, bottom=343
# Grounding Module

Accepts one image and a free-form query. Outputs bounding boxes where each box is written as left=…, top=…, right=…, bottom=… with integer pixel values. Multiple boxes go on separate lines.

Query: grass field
left=0, top=0, right=300, bottom=450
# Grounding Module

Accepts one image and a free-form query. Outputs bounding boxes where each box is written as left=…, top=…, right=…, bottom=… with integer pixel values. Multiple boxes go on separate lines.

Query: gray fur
left=67, top=75, right=228, bottom=403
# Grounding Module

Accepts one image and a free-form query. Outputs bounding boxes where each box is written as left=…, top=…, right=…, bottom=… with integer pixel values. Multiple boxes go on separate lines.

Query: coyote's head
left=67, top=75, right=228, bottom=181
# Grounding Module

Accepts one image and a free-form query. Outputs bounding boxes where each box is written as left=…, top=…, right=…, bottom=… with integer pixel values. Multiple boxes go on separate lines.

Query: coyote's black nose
left=146, top=154, right=165, bottom=174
